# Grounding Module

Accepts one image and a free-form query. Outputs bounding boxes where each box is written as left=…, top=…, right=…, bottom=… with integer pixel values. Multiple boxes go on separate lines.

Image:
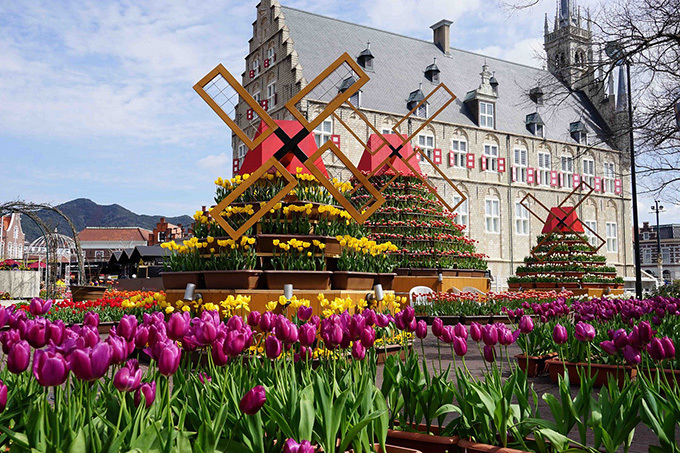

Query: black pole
left=655, top=201, right=662, bottom=282
left=627, top=61, right=642, bottom=298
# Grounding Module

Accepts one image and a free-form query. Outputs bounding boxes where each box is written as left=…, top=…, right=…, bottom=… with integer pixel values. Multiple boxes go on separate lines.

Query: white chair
left=409, top=285, right=434, bottom=306
left=462, top=286, right=485, bottom=295
left=447, top=286, right=461, bottom=294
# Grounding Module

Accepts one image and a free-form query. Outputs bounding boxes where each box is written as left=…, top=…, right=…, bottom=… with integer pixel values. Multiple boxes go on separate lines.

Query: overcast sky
left=0, top=0, right=673, bottom=224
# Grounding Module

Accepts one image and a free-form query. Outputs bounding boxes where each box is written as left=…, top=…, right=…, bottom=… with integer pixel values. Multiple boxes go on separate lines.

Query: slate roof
left=78, top=227, right=150, bottom=243
left=281, top=6, right=613, bottom=149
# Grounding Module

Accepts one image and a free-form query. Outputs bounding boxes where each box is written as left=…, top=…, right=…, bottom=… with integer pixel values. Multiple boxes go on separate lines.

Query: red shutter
left=249, top=70, right=255, bottom=78
left=272, top=53, right=276, bottom=62
left=594, top=176, right=602, bottom=192
left=274, top=92, right=278, bottom=106
left=246, top=109, right=254, bottom=120
left=550, top=171, right=559, bottom=187
left=433, top=149, right=442, bottom=165
left=614, top=179, right=622, bottom=194
left=573, top=173, right=581, bottom=188
left=511, top=166, right=516, bottom=182
left=527, top=167, right=535, bottom=184
left=264, top=58, right=270, bottom=68
left=233, top=158, right=240, bottom=173
left=331, top=134, right=340, bottom=147
left=466, top=153, right=475, bottom=169
left=481, top=155, right=487, bottom=171
left=449, top=151, right=455, bottom=167
left=260, top=100, right=268, bottom=111
left=498, top=157, right=506, bottom=173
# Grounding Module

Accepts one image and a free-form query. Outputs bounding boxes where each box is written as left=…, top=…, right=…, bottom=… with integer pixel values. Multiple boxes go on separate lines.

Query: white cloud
left=198, top=152, right=231, bottom=170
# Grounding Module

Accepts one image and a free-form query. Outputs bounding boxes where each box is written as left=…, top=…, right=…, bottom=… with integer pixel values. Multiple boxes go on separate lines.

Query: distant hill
left=22, top=198, right=193, bottom=243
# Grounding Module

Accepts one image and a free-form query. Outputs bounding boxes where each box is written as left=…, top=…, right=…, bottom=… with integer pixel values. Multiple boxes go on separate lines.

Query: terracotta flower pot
left=203, top=270, right=261, bottom=289
left=375, top=273, right=397, bottom=290
left=515, top=353, right=557, bottom=377
left=263, top=270, right=332, bottom=290
left=457, top=439, right=533, bottom=453
left=160, top=272, right=204, bottom=290
left=332, top=271, right=376, bottom=290
left=386, top=423, right=458, bottom=453
left=546, top=359, right=637, bottom=387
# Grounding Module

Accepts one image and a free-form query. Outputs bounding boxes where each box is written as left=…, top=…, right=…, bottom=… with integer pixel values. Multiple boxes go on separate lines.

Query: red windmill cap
left=542, top=206, right=585, bottom=234
left=357, top=133, right=423, bottom=177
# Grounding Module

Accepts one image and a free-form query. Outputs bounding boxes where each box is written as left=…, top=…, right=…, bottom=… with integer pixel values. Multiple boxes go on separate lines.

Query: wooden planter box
left=386, top=423, right=459, bottom=453
left=203, top=270, right=261, bottom=289
left=456, top=439, right=533, bottom=453
left=515, top=353, right=557, bottom=377
left=375, top=273, right=397, bottom=290
left=256, top=234, right=342, bottom=256
left=377, top=342, right=413, bottom=364
left=263, top=270, right=332, bottom=290
left=507, top=282, right=521, bottom=291
left=161, top=271, right=204, bottom=290
left=546, top=359, right=637, bottom=387
left=394, top=268, right=461, bottom=277
left=331, top=271, right=376, bottom=290
left=70, top=285, right=107, bottom=302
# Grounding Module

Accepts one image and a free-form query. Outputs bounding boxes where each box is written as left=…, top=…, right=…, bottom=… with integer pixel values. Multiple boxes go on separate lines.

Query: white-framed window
left=267, top=47, right=275, bottom=62
left=582, top=158, right=594, bottom=187
left=95, top=250, right=104, bottom=260
left=643, top=249, right=652, bottom=264
left=13, top=227, right=18, bottom=239
left=266, top=82, right=276, bottom=108
left=538, top=152, right=551, bottom=186
left=479, top=101, right=494, bottom=128
left=451, top=139, right=467, bottom=168
left=417, top=134, right=434, bottom=161
left=453, top=195, right=468, bottom=230
left=381, top=128, right=392, bottom=135
left=415, top=103, right=428, bottom=118
left=584, top=220, right=597, bottom=246
left=604, top=162, right=615, bottom=193
left=515, top=202, right=529, bottom=235
left=349, top=91, right=360, bottom=107
left=484, top=143, right=498, bottom=172
left=606, top=222, right=618, bottom=252
left=514, top=148, right=527, bottom=183
left=252, top=91, right=260, bottom=119
left=643, top=232, right=650, bottom=240
left=485, top=197, right=500, bottom=233
left=253, top=58, right=260, bottom=76
left=561, top=155, right=574, bottom=188
left=535, top=123, right=544, bottom=138
left=663, top=248, right=671, bottom=264
left=237, top=143, right=247, bottom=160
left=314, top=119, right=333, bottom=147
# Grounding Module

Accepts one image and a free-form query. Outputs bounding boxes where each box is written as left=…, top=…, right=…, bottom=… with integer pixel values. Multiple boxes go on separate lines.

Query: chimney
left=160, top=217, right=165, bottom=224
left=430, top=19, right=453, bottom=54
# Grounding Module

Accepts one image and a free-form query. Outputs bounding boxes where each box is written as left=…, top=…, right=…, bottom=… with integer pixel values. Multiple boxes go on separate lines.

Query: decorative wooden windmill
left=193, top=53, right=387, bottom=239
left=519, top=181, right=606, bottom=263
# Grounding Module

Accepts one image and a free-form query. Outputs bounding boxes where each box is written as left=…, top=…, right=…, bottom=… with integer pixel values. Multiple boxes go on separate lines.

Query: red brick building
left=147, top=217, right=184, bottom=246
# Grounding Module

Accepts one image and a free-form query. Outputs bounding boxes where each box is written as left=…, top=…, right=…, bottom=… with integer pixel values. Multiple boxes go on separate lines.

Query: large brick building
left=231, top=0, right=634, bottom=289
left=639, top=223, right=680, bottom=283
left=0, top=214, right=25, bottom=260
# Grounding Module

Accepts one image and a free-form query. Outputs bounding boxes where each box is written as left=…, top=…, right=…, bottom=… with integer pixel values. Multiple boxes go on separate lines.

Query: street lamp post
left=651, top=201, right=666, bottom=285
left=606, top=41, right=642, bottom=298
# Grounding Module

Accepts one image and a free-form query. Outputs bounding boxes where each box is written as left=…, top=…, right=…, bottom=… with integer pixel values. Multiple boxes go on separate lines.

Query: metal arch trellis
left=0, top=201, right=85, bottom=295
left=194, top=53, right=467, bottom=240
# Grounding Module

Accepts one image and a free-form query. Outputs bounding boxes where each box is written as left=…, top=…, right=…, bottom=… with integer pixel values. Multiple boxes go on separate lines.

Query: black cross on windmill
left=193, top=53, right=387, bottom=239
left=519, top=180, right=606, bottom=263
left=330, top=82, right=467, bottom=213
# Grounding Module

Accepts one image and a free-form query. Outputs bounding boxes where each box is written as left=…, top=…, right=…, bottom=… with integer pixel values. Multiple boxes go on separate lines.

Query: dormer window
left=338, top=76, right=360, bottom=107
left=349, top=91, right=360, bottom=107
left=424, top=58, right=440, bottom=84
left=570, top=120, right=588, bottom=144
left=525, top=112, right=545, bottom=138
left=479, top=101, right=494, bottom=128
left=357, top=42, right=374, bottom=71
left=407, top=87, right=427, bottom=117
left=529, top=87, right=544, bottom=105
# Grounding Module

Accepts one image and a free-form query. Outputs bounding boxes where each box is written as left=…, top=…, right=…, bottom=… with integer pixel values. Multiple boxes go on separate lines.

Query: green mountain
left=22, top=198, right=193, bottom=243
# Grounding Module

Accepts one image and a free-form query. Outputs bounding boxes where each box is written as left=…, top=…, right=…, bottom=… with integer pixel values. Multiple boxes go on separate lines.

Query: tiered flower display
left=508, top=233, right=624, bottom=291
left=353, top=175, right=487, bottom=273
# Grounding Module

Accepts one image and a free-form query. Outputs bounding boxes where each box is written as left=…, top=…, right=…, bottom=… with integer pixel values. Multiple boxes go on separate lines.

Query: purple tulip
left=29, top=298, right=52, bottom=316
left=662, top=337, right=676, bottom=360
left=265, top=336, right=282, bottom=359
left=402, top=306, right=415, bottom=324
left=210, top=338, right=229, bottom=366
left=612, top=329, right=629, bottom=349
left=240, top=385, right=266, bottom=415
left=223, top=329, right=247, bottom=357
left=283, top=439, right=314, bottom=453
left=638, top=321, right=654, bottom=345
left=574, top=322, right=596, bottom=342
left=375, top=313, right=389, bottom=328
left=84, top=312, right=99, bottom=328
left=482, top=325, right=498, bottom=346
left=134, top=325, right=150, bottom=349
left=33, top=349, right=69, bottom=387
left=360, top=326, right=376, bottom=348
left=275, top=317, right=291, bottom=342
left=226, top=315, right=243, bottom=332
left=297, top=305, right=313, bottom=321
left=453, top=336, right=467, bottom=357
left=47, top=320, right=66, bottom=346
left=363, top=309, right=376, bottom=326
left=247, top=311, right=261, bottom=327
left=158, top=341, right=181, bottom=376
left=117, top=315, right=138, bottom=342
left=0, top=306, right=11, bottom=329
left=432, top=318, right=444, bottom=337
left=647, top=338, right=666, bottom=361
left=454, top=323, right=468, bottom=340
left=259, top=312, right=274, bottom=332
left=352, top=341, right=366, bottom=360
left=114, top=359, right=143, bottom=392
left=167, top=312, right=190, bottom=341
left=552, top=324, right=568, bottom=345
left=198, top=372, right=212, bottom=385
left=499, top=327, right=514, bottom=346
left=470, top=322, right=482, bottom=342
left=69, top=342, right=112, bottom=381
left=0, top=379, right=6, bottom=413
left=26, top=319, right=48, bottom=348
left=299, top=323, right=316, bottom=347
left=415, top=320, right=427, bottom=339
left=441, top=325, right=455, bottom=344
left=483, top=345, right=496, bottom=363
left=600, top=340, right=618, bottom=355
left=518, top=316, right=534, bottom=334
left=7, top=340, right=30, bottom=374
left=134, top=382, right=156, bottom=408
left=107, top=335, right=131, bottom=364
left=623, top=345, right=641, bottom=365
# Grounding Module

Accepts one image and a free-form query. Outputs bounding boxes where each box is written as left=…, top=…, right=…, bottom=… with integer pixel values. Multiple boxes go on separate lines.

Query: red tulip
left=239, top=385, right=266, bottom=415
